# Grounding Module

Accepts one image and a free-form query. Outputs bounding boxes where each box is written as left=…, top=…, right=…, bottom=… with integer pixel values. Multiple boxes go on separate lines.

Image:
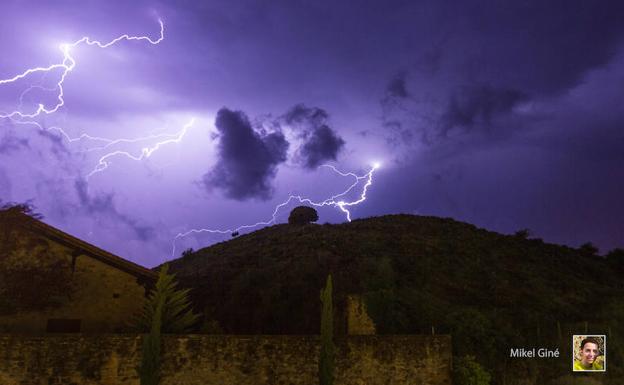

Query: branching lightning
left=171, top=163, right=380, bottom=257
left=86, top=118, right=195, bottom=177
left=1, top=18, right=382, bottom=261
left=0, top=19, right=185, bottom=175
left=0, top=19, right=164, bottom=119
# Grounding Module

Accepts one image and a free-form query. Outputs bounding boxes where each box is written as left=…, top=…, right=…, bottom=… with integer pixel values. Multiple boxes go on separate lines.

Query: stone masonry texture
left=0, top=334, right=452, bottom=385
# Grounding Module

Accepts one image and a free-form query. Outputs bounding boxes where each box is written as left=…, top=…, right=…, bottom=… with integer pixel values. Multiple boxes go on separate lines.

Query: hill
left=165, top=214, right=624, bottom=384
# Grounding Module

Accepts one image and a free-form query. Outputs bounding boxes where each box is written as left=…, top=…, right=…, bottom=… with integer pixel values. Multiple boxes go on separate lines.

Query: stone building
left=0, top=209, right=156, bottom=333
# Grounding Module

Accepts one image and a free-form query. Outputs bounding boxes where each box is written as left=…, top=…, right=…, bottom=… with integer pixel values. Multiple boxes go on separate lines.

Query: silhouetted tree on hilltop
left=579, top=242, right=599, bottom=257
left=514, top=228, right=531, bottom=239
left=288, top=206, right=318, bottom=225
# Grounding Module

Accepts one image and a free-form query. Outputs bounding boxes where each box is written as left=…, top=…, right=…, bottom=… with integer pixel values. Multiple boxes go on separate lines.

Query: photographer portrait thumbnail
left=573, top=335, right=606, bottom=371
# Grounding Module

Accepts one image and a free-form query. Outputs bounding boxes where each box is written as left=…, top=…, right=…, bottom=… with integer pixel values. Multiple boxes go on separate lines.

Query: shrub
left=453, top=355, right=491, bottom=385
left=579, top=242, right=599, bottom=257
left=445, top=308, right=496, bottom=363
left=288, top=206, right=319, bottom=225
left=606, top=248, right=624, bottom=271
left=134, top=264, right=199, bottom=334
left=607, top=248, right=624, bottom=260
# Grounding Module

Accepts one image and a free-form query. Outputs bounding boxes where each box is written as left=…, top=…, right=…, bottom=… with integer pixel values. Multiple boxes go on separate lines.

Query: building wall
left=0, top=334, right=452, bottom=385
left=0, top=236, right=148, bottom=333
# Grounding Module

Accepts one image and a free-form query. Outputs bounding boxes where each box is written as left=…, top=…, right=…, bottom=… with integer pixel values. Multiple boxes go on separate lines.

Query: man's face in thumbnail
left=581, top=342, right=599, bottom=366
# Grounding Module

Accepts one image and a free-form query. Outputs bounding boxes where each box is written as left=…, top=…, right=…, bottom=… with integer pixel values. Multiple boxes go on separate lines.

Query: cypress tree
left=319, top=274, right=335, bottom=385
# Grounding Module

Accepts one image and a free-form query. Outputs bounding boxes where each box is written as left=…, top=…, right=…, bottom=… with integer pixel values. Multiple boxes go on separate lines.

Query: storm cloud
left=436, top=1, right=624, bottom=96
left=1, top=0, right=623, bottom=265
left=204, top=108, right=289, bottom=201
left=283, top=104, right=345, bottom=169
left=0, top=134, right=29, bottom=154
left=74, top=178, right=154, bottom=241
left=386, top=71, right=409, bottom=100
left=440, top=85, right=528, bottom=136
left=0, top=168, right=10, bottom=198
left=379, top=0, right=624, bottom=146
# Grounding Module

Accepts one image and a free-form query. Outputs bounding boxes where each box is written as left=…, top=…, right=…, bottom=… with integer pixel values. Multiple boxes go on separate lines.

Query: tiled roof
left=16, top=213, right=157, bottom=281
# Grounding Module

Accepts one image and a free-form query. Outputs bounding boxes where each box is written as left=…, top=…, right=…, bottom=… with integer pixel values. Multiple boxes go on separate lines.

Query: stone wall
left=0, top=334, right=452, bottom=385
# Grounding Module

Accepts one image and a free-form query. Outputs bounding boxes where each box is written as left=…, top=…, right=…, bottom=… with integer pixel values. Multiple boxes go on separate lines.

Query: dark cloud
left=0, top=168, right=10, bottom=198
left=36, top=129, right=70, bottom=159
left=379, top=1, right=624, bottom=148
left=299, top=125, right=345, bottom=169
left=380, top=72, right=413, bottom=135
left=284, top=104, right=329, bottom=129
left=386, top=71, right=409, bottom=99
left=440, top=85, right=528, bottom=136
left=282, top=104, right=345, bottom=169
left=442, top=1, right=624, bottom=96
left=0, top=134, right=29, bottom=154
left=0, top=120, right=70, bottom=159
left=74, top=179, right=154, bottom=241
left=380, top=89, right=433, bottom=146
left=381, top=82, right=528, bottom=146
left=204, top=108, right=289, bottom=201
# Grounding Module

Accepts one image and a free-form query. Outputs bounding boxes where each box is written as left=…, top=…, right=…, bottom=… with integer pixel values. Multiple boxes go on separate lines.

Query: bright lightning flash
left=86, top=118, right=195, bottom=178
left=0, top=19, right=383, bottom=262
left=0, top=19, right=164, bottom=119
left=171, top=163, right=379, bottom=257
left=0, top=19, right=186, bottom=175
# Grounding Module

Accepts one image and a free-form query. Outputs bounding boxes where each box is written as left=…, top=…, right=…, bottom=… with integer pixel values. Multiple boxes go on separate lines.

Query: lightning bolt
left=86, top=118, right=195, bottom=178
left=170, top=163, right=380, bottom=258
left=0, top=19, right=164, bottom=119
left=1, top=18, right=382, bottom=262
left=0, top=19, right=190, bottom=176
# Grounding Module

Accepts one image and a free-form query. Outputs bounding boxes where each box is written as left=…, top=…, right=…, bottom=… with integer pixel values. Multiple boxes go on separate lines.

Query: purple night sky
left=1, top=1, right=622, bottom=267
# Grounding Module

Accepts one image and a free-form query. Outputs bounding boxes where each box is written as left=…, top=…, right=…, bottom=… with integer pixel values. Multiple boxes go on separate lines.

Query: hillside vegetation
left=165, top=214, right=624, bottom=384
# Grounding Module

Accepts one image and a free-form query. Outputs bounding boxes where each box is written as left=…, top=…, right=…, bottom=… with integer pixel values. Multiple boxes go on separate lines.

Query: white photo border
left=572, top=334, right=606, bottom=372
